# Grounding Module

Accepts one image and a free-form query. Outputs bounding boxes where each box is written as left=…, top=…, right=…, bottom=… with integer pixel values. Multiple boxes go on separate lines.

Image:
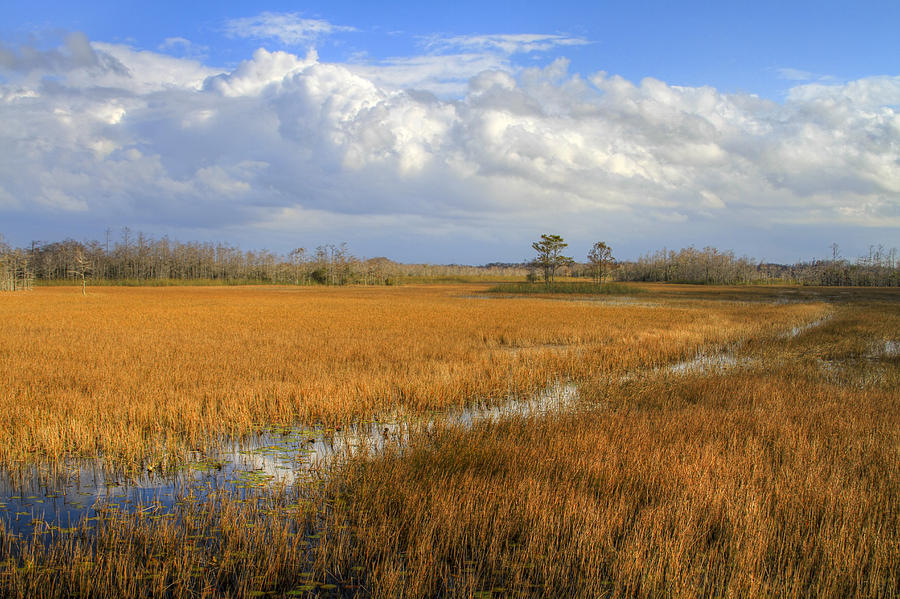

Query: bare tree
left=0, top=234, right=33, bottom=291
left=288, top=248, right=308, bottom=285
left=73, top=249, right=91, bottom=295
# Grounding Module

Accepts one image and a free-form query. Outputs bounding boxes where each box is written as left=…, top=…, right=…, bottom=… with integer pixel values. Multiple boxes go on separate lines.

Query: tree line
left=0, top=230, right=527, bottom=289
left=614, top=244, right=899, bottom=286
left=0, top=235, right=34, bottom=291
left=2, top=230, right=897, bottom=290
left=525, top=235, right=899, bottom=287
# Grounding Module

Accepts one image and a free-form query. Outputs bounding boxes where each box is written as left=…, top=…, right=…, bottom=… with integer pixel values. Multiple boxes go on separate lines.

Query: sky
left=1, top=1, right=898, bottom=264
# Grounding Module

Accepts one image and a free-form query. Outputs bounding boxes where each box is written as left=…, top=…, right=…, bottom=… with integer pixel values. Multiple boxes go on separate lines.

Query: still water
left=1, top=382, right=578, bottom=539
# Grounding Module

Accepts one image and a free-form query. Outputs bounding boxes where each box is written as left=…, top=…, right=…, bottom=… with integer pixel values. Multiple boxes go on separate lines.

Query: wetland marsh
left=0, top=284, right=897, bottom=598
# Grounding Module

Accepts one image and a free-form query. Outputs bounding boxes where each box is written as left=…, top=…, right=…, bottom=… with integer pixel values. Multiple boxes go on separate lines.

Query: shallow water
left=782, top=314, right=833, bottom=338
left=665, top=352, right=742, bottom=374
left=0, top=382, right=578, bottom=539
left=875, top=339, right=899, bottom=358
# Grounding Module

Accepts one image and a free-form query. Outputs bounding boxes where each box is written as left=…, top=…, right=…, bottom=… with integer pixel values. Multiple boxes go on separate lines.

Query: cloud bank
left=0, top=30, right=898, bottom=261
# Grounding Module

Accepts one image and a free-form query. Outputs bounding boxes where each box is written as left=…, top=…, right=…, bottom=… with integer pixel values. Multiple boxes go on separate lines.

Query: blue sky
left=8, top=1, right=898, bottom=99
left=1, top=1, right=898, bottom=263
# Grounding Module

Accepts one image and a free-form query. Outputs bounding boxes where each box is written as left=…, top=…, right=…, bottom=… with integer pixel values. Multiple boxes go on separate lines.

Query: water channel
left=0, top=382, right=579, bottom=539
left=1, top=312, right=839, bottom=540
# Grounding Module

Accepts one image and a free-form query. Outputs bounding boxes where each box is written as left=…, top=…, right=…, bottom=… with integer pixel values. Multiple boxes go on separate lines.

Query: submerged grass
left=0, top=482, right=330, bottom=598
left=0, top=285, right=897, bottom=597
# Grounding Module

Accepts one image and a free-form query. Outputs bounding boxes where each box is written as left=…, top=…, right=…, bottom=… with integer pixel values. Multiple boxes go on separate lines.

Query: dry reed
left=314, top=298, right=899, bottom=598
left=0, top=285, right=896, bottom=598
left=0, top=285, right=826, bottom=470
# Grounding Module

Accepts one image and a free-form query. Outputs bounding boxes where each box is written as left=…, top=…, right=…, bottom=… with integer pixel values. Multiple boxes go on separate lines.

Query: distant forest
left=0, top=230, right=524, bottom=290
left=616, top=245, right=899, bottom=287
left=1, top=230, right=898, bottom=290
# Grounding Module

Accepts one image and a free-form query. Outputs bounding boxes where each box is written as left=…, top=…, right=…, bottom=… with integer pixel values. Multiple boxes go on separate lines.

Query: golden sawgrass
left=0, top=286, right=896, bottom=597
left=315, top=299, right=899, bottom=598
left=0, top=284, right=827, bottom=469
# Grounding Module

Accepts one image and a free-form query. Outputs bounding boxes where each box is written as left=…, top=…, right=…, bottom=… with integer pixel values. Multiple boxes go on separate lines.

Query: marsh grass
left=0, top=482, right=333, bottom=598
left=0, top=285, right=896, bottom=597
left=0, top=284, right=821, bottom=472
left=313, top=299, right=899, bottom=598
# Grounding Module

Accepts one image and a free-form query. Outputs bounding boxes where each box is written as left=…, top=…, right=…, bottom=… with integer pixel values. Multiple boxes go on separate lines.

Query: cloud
left=345, top=53, right=510, bottom=97
left=224, top=12, right=355, bottom=46
left=85, top=42, right=219, bottom=92
left=0, top=32, right=128, bottom=77
left=343, top=33, right=589, bottom=98
left=786, top=75, right=900, bottom=107
left=158, top=37, right=209, bottom=61
left=775, top=67, right=840, bottom=83
left=159, top=37, right=192, bottom=52
left=423, top=33, right=591, bottom=56
left=204, top=47, right=317, bottom=97
left=0, top=32, right=898, bottom=261
left=777, top=68, right=816, bottom=82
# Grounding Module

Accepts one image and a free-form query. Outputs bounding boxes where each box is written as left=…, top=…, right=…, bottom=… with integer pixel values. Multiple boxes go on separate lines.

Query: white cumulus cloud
left=0, top=32, right=897, bottom=261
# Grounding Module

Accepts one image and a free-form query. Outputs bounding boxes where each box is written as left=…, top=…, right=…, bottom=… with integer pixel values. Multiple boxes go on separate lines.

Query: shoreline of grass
left=31, top=274, right=530, bottom=288
left=486, top=281, right=644, bottom=295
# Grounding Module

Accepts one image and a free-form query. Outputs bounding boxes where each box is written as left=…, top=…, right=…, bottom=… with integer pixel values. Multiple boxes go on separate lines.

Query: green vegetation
left=528, top=234, right=574, bottom=284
